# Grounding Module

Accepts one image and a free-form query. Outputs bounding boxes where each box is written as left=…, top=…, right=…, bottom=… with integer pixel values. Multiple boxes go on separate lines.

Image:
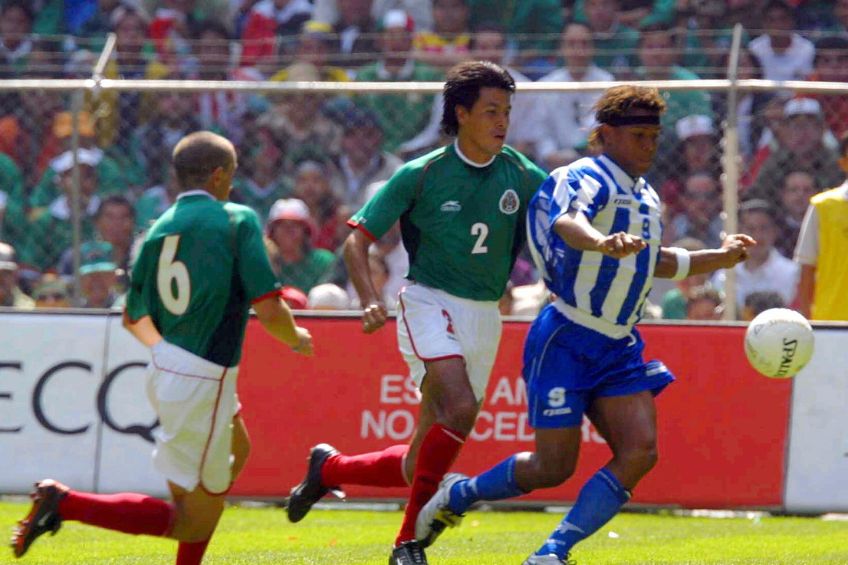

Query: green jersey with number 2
left=349, top=143, right=547, bottom=301
left=126, top=192, right=280, bottom=366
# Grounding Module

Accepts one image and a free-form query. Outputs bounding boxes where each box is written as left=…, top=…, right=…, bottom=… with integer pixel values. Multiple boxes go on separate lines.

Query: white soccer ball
left=744, top=308, right=814, bottom=378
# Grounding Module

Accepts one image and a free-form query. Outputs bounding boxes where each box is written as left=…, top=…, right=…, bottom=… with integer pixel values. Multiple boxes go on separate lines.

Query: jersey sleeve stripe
left=347, top=220, right=378, bottom=242
left=250, top=288, right=282, bottom=305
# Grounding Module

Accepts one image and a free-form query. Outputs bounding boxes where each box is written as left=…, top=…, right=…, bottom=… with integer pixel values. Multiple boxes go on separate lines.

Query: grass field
left=1, top=501, right=847, bottom=564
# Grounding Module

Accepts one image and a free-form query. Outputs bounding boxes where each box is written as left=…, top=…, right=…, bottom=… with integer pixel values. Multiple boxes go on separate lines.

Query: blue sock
left=448, top=455, right=525, bottom=514
left=536, top=468, right=630, bottom=558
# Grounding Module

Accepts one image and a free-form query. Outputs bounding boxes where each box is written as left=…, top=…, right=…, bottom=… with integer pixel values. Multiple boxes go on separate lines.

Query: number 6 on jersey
left=157, top=235, right=191, bottom=315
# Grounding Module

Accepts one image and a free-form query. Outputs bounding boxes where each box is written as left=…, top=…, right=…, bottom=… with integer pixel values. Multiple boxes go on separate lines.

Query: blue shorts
left=522, top=304, right=675, bottom=429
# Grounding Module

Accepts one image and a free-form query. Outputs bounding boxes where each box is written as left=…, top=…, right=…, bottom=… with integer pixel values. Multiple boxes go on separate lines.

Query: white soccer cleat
left=415, top=472, right=468, bottom=548
left=522, top=553, right=574, bottom=565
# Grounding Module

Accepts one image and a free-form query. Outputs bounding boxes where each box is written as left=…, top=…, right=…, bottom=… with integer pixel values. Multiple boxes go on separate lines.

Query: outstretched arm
left=554, top=209, right=646, bottom=258
left=343, top=228, right=387, bottom=334
left=253, top=295, right=313, bottom=356
left=654, top=234, right=757, bottom=279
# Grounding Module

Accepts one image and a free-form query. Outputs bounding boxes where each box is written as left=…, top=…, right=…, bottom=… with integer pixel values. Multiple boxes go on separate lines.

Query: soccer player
left=415, top=85, right=755, bottom=564
left=285, top=60, right=547, bottom=565
left=11, top=131, right=313, bottom=564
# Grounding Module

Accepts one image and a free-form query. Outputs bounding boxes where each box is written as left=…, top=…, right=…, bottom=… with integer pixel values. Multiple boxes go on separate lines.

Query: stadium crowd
left=0, top=0, right=846, bottom=320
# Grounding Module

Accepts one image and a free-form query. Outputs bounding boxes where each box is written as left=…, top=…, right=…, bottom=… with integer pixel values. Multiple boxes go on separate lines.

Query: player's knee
left=439, top=398, right=479, bottom=433
left=535, top=456, right=576, bottom=488
left=618, top=441, right=658, bottom=475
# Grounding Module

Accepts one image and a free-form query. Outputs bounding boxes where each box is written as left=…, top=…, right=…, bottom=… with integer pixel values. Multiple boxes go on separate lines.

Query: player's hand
left=362, top=301, right=388, bottom=334
left=719, top=233, right=757, bottom=268
left=596, top=232, right=647, bottom=259
left=291, top=326, right=313, bottom=356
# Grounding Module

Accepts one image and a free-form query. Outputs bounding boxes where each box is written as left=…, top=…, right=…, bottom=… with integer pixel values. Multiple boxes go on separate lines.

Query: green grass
left=1, top=501, right=847, bottom=564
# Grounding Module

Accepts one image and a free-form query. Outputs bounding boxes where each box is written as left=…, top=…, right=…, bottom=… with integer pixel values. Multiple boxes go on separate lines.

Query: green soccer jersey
left=349, top=143, right=547, bottom=301
left=126, top=192, right=280, bottom=366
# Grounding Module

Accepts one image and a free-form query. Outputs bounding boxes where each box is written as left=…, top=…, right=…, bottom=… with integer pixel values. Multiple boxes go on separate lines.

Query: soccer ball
left=744, top=308, right=814, bottom=378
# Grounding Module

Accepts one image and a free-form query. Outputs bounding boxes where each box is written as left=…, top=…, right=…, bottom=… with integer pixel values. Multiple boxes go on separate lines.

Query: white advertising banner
left=785, top=328, right=848, bottom=513
left=0, top=312, right=164, bottom=496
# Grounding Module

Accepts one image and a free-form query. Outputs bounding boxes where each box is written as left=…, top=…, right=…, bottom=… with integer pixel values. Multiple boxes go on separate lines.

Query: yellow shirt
left=810, top=186, right=848, bottom=320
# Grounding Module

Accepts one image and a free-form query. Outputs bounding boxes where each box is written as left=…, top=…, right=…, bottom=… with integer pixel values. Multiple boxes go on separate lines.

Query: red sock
left=322, top=444, right=410, bottom=488
left=59, top=491, right=174, bottom=536
left=395, top=424, right=465, bottom=545
left=176, top=539, right=210, bottom=565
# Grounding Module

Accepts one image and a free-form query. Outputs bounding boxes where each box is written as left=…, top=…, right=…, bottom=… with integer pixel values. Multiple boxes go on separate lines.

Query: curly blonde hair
left=588, top=85, right=667, bottom=148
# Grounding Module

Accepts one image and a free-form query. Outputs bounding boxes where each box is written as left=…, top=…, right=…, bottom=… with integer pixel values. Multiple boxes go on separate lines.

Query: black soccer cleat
left=389, top=540, right=428, bottom=565
left=11, top=479, right=68, bottom=558
left=285, top=443, right=345, bottom=523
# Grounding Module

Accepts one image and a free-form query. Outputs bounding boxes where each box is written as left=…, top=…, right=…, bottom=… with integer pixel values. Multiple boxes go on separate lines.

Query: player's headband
left=601, top=115, right=661, bottom=127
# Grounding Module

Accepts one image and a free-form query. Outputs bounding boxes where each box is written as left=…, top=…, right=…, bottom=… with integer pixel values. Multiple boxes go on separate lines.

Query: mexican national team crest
left=499, top=188, right=520, bottom=215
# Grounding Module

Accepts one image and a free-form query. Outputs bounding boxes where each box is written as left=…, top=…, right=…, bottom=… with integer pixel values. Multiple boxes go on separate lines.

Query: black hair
left=441, top=60, right=515, bottom=136
left=96, top=194, right=136, bottom=221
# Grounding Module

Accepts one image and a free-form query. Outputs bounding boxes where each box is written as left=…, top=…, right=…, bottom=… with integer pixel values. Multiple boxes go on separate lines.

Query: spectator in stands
left=712, top=200, right=799, bottom=314
left=93, top=5, right=169, bottom=150
left=685, top=285, right=724, bottom=320
left=794, top=131, right=848, bottom=321
left=717, top=48, right=769, bottom=160
left=313, top=0, right=379, bottom=69
left=330, top=104, right=403, bottom=207
left=21, top=149, right=101, bottom=271
left=354, top=9, right=442, bottom=153
left=659, top=236, right=708, bottom=319
left=66, top=0, right=124, bottom=41
left=665, top=172, right=723, bottom=248
left=581, top=0, right=640, bottom=75
left=398, top=21, right=537, bottom=158
left=0, top=1, right=35, bottom=77
left=265, top=198, right=337, bottom=294
left=148, top=0, right=204, bottom=63
left=530, top=22, right=614, bottom=171
left=231, top=126, right=292, bottom=221
left=636, top=25, right=713, bottom=184
left=775, top=170, right=817, bottom=259
left=0, top=153, right=26, bottom=251
left=239, top=0, right=314, bottom=68
left=131, top=85, right=202, bottom=187
left=412, top=0, right=471, bottom=70
left=307, top=282, right=351, bottom=309
left=262, top=62, right=345, bottom=170
left=464, top=0, right=564, bottom=62
left=32, top=273, right=70, bottom=308
left=807, top=36, right=848, bottom=139
left=741, top=290, right=786, bottom=321
left=658, top=115, right=720, bottom=221
left=314, top=0, right=433, bottom=31
left=0, top=241, right=34, bottom=309
left=135, top=164, right=179, bottom=228
left=749, top=98, right=843, bottom=203
left=188, top=19, right=255, bottom=144
left=574, top=0, right=676, bottom=29
left=267, top=20, right=350, bottom=80
left=679, top=0, right=749, bottom=78
left=291, top=159, right=344, bottom=251
left=748, top=0, right=814, bottom=81
left=78, top=241, right=122, bottom=308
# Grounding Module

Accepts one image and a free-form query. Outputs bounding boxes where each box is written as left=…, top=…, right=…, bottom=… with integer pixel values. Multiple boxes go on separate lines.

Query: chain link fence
left=0, top=28, right=844, bottom=319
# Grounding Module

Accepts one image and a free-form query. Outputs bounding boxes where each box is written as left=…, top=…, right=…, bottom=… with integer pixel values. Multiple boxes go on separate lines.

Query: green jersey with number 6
left=126, top=192, right=281, bottom=366
left=349, top=142, right=547, bottom=301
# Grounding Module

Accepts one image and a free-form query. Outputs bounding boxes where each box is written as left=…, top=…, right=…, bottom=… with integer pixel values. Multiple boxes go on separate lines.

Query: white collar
left=375, top=59, right=416, bottom=80
left=177, top=189, right=214, bottom=200
left=453, top=140, right=496, bottom=168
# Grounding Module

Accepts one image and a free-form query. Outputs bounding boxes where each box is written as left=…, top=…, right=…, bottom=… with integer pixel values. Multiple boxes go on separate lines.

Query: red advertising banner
left=232, top=318, right=791, bottom=508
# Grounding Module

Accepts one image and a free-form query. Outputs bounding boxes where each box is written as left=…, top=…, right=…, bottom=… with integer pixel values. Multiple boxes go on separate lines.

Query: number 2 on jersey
left=157, top=235, right=191, bottom=315
left=471, top=222, right=489, bottom=254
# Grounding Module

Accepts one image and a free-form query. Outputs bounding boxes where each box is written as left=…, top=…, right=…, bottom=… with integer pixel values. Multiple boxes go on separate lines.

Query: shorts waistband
left=405, top=283, right=499, bottom=311
left=151, top=340, right=237, bottom=381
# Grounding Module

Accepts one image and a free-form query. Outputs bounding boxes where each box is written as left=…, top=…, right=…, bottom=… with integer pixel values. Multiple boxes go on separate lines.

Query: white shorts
left=146, top=340, right=239, bottom=495
left=397, top=284, right=502, bottom=401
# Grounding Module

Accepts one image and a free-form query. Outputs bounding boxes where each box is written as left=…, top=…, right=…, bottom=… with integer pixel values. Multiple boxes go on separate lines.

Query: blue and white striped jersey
left=527, top=154, right=663, bottom=338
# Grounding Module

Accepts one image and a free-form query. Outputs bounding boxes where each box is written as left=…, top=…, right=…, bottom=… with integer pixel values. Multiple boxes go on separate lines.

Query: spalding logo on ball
left=744, top=308, right=814, bottom=378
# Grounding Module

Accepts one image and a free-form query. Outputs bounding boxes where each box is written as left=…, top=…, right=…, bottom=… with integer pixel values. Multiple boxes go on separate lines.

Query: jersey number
left=157, top=235, right=191, bottom=315
left=471, top=222, right=489, bottom=254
